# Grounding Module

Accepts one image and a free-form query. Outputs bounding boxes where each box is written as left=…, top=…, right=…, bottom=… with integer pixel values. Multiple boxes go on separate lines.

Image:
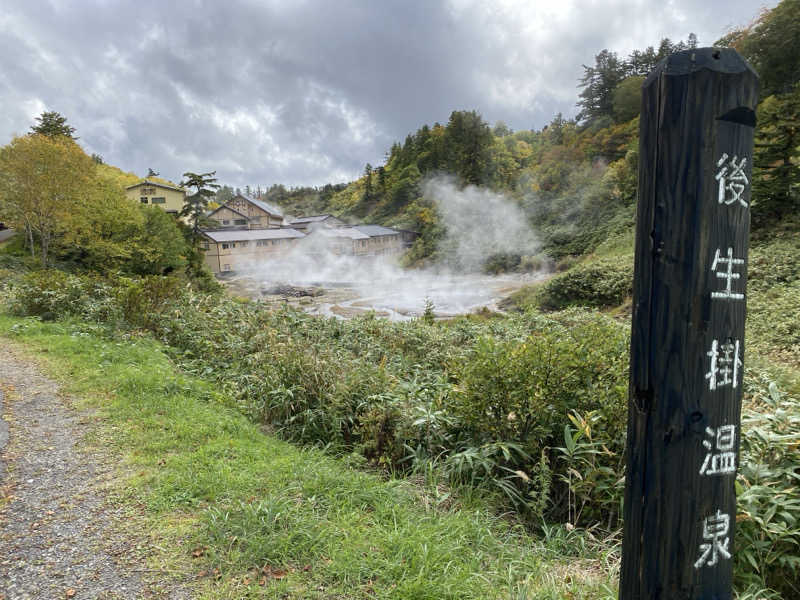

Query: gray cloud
left=0, top=0, right=772, bottom=187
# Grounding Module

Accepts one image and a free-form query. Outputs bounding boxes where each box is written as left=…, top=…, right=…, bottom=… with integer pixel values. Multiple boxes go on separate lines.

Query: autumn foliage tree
left=0, top=134, right=93, bottom=266
left=0, top=130, right=190, bottom=274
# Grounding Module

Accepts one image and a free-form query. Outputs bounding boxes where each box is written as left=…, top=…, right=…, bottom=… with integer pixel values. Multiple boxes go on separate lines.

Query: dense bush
left=3, top=269, right=799, bottom=598
left=1, top=270, right=629, bottom=523
left=534, top=256, right=633, bottom=311
left=448, top=312, right=629, bottom=522
left=5, top=270, right=120, bottom=323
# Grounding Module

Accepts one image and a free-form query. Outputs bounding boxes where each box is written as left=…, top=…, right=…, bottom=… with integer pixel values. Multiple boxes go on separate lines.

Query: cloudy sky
left=0, top=0, right=771, bottom=188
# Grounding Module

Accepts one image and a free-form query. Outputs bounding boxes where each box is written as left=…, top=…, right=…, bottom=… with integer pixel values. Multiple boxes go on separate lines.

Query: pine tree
left=180, top=171, right=220, bottom=237
left=30, top=111, right=77, bottom=139
left=576, top=50, right=626, bottom=125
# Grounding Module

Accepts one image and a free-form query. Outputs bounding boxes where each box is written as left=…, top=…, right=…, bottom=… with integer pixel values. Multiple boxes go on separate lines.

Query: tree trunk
left=40, top=228, right=49, bottom=268
left=25, top=222, right=35, bottom=258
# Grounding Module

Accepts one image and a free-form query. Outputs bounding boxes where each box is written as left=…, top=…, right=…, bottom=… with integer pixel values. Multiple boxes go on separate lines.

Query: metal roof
left=310, top=228, right=370, bottom=240
left=126, top=179, right=185, bottom=192
left=202, top=228, right=305, bottom=242
left=235, top=194, right=284, bottom=217
left=351, top=225, right=400, bottom=237
left=290, top=214, right=338, bottom=224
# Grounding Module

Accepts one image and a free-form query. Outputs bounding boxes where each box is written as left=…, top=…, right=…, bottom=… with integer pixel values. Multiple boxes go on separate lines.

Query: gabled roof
left=351, top=224, right=400, bottom=237
left=202, top=228, right=305, bottom=242
left=207, top=204, right=250, bottom=221
left=290, top=214, right=339, bottom=224
left=126, top=179, right=185, bottom=193
left=233, top=194, right=284, bottom=218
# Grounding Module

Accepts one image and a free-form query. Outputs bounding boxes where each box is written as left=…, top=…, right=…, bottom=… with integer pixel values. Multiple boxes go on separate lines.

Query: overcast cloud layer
left=0, top=0, right=772, bottom=187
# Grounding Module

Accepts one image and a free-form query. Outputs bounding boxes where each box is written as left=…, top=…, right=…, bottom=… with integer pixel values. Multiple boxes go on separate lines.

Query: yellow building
left=125, top=180, right=186, bottom=215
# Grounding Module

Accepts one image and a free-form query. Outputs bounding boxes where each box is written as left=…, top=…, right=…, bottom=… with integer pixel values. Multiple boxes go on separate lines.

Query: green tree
left=57, top=175, right=143, bottom=270
left=752, top=84, right=800, bottom=224
left=179, top=171, right=219, bottom=237
left=612, top=76, right=645, bottom=123
left=363, top=163, right=373, bottom=202
left=30, top=111, right=77, bottom=139
left=444, top=110, right=494, bottom=185
left=722, top=0, right=800, bottom=97
left=0, top=134, right=93, bottom=266
left=130, top=207, right=189, bottom=275
left=215, top=185, right=235, bottom=205
left=576, top=50, right=626, bottom=125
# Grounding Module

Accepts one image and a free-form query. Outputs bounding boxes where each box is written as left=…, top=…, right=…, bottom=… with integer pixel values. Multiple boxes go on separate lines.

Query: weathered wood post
left=620, top=48, right=758, bottom=599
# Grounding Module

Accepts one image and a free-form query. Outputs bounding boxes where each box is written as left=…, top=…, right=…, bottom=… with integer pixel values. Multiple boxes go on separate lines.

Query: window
left=201, top=242, right=209, bottom=250
left=234, top=219, right=247, bottom=225
left=222, top=220, right=230, bottom=225
left=151, top=197, right=166, bottom=204
left=222, top=243, right=229, bottom=249
left=223, top=264, right=231, bottom=272
left=142, top=186, right=156, bottom=195
left=240, top=241, right=248, bottom=247
left=140, top=197, right=148, bottom=203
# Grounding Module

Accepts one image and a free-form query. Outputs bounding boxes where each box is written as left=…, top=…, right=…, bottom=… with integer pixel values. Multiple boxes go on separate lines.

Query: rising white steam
left=229, top=177, right=544, bottom=319
left=423, top=176, right=540, bottom=271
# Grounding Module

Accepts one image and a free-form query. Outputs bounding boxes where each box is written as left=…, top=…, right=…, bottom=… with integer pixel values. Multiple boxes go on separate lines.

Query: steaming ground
left=225, top=257, right=542, bottom=321
left=223, top=178, right=544, bottom=320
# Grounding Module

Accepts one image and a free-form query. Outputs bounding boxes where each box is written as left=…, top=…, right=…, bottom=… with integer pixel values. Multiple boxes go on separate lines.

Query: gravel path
left=0, top=346, right=189, bottom=599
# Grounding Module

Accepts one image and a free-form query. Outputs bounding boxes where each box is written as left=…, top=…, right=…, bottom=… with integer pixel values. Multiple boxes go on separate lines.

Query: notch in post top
left=645, top=47, right=758, bottom=81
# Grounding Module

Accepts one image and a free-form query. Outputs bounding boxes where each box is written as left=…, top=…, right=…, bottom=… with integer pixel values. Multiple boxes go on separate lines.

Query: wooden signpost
left=620, top=48, right=758, bottom=599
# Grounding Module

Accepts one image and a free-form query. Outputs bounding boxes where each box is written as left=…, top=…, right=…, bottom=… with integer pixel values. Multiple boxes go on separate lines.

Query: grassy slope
left=0, top=315, right=619, bottom=600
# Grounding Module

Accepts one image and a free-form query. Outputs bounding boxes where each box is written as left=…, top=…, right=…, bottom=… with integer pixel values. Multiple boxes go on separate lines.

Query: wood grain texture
left=620, top=48, right=758, bottom=600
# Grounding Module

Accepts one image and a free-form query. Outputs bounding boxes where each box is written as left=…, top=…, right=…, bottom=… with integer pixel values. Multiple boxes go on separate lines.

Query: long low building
left=201, top=228, right=305, bottom=273
left=199, top=210, right=419, bottom=273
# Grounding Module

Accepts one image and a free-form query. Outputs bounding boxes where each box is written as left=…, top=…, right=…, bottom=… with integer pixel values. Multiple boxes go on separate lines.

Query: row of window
left=140, top=197, right=166, bottom=204
left=220, top=219, right=248, bottom=225
left=217, top=239, right=287, bottom=250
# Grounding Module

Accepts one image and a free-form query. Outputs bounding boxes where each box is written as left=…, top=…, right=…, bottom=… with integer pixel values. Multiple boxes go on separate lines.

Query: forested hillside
left=271, top=3, right=798, bottom=271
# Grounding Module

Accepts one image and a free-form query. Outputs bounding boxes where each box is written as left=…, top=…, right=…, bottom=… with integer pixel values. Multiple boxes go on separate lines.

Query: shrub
left=736, top=373, right=800, bottom=598
left=535, top=256, right=633, bottom=311
left=117, top=275, right=186, bottom=331
left=5, top=270, right=119, bottom=323
left=448, top=310, right=629, bottom=522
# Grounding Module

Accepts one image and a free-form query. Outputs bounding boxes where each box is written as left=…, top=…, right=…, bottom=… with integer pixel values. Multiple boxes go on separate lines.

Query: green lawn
left=0, top=315, right=619, bottom=599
